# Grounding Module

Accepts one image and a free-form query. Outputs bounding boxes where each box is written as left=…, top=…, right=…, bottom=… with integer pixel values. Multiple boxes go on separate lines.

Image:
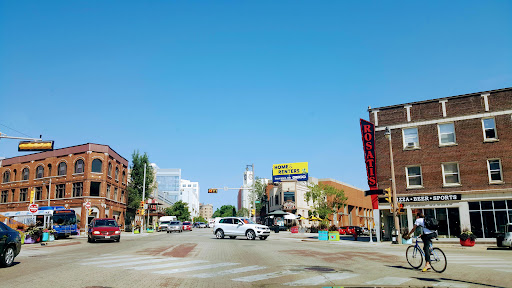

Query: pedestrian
left=404, top=212, right=437, bottom=272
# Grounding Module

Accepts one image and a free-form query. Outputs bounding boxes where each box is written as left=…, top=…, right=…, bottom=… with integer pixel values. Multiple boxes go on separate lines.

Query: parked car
left=88, top=218, right=121, bottom=243
left=497, top=223, right=512, bottom=248
left=0, top=222, right=21, bottom=267
left=158, top=216, right=177, bottom=231
left=338, top=227, right=347, bottom=235
left=361, top=227, right=370, bottom=236
left=167, top=221, right=183, bottom=233
left=182, top=221, right=192, bottom=231
left=198, top=222, right=207, bottom=228
left=213, top=217, right=270, bottom=240
left=340, top=226, right=355, bottom=235
left=349, top=226, right=363, bottom=235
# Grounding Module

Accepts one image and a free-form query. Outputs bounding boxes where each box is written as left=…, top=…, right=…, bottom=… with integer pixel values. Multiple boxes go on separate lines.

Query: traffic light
left=397, top=203, right=404, bottom=214
left=384, top=187, right=392, bottom=203
left=139, top=201, right=144, bottom=209
left=140, top=209, right=145, bottom=216
left=208, top=189, right=218, bottom=193
left=18, top=141, right=54, bottom=152
left=88, top=208, right=92, bottom=215
left=251, top=209, right=255, bottom=216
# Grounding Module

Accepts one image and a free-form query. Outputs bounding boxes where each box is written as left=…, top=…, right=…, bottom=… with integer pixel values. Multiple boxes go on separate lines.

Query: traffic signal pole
left=142, top=163, right=146, bottom=233
left=386, top=128, right=401, bottom=244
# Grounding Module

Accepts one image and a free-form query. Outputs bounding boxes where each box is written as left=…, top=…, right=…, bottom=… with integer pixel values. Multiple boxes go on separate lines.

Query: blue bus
left=39, top=206, right=78, bottom=238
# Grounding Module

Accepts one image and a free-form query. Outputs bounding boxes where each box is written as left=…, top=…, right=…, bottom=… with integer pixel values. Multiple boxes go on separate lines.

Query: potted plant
left=25, top=225, right=42, bottom=244
left=42, top=229, right=50, bottom=242
left=459, top=230, right=476, bottom=246
left=318, top=221, right=329, bottom=241
left=47, top=229, right=57, bottom=241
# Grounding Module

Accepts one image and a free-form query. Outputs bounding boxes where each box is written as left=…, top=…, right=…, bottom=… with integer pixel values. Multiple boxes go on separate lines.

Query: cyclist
left=404, top=212, right=437, bottom=272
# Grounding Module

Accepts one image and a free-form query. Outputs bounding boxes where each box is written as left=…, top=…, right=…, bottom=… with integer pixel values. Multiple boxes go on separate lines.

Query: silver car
left=166, top=221, right=183, bottom=233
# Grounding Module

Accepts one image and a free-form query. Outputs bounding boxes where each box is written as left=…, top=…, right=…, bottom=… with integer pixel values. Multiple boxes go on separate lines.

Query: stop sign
left=84, top=202, right=91, bottom=209
left=29, top=204, right=38, bottom=213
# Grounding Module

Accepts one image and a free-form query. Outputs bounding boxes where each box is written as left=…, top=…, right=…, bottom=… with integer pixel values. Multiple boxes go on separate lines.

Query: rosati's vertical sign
left=360, top=119, right=379, bottom=209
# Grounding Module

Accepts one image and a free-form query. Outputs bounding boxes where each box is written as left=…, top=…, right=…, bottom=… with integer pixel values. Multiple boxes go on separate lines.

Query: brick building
left=0, top=143, right=129, bottom=231
left=199, top=203, right=213, bottom=221
left=369, top=87, right=512, bottom=239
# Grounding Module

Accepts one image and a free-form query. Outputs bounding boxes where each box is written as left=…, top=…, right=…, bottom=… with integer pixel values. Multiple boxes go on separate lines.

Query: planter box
left=328, top=231, right=340, bottom=241
left=49, top=234, right=55, bottom=242
left=318, top=230, right=329, bottom=241
left=290, top=226, right=299, bottom=233
left=42, top=232, right=49, bottom=242
left=24, top=235, right=36, bottom=244
left=460, top=239, right=475, bottom=247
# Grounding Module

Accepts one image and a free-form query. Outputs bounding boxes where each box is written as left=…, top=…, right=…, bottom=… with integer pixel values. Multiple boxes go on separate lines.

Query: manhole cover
left=305, top=266, right=336, bottom=272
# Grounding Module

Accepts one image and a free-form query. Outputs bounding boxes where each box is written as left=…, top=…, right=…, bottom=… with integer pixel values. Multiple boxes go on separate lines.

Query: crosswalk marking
left=17, top=250, right=51, bottom=257
left=433, top=282, right=469, bottom=287
left=83, top=255, right=134, bottom=262
left=232, top=270, right=300, bottom=282
left=192, top=265, right=267, bottom=278
left=365, top=277, right=411, bottom=285
left=81, top=256, right=151, bottom=265
left=495, top=269, right=512, bottom=272
left=471, top=264, right=512, bottom=268
left=126, top=259, right=208, bottom=271
left=98, top=258, right=172, bottom=267
left=152, top=262, right=238, bottom=274
left=451, top=261, right=512, bottom=264
left=284, top=272, right=359, bottom=286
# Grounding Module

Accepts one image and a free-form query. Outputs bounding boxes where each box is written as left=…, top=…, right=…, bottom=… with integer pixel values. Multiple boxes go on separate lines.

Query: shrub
left=329, top=225, right=338, bottom=231
left=459, top=230, right=476, bottom=241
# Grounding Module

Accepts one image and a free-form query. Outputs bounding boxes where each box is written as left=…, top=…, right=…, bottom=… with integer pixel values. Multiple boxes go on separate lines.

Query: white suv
left=213, top=217, right=270, bottom=240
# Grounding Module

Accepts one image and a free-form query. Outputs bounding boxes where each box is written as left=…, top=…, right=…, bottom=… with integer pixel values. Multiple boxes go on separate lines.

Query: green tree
left=212, top=205, right=237, bottom=218
left=126, top=150, right=155, bottom=224
left=249, top=177, right=268, bottom=212
left=236, top=208, right=250, bottom=217
left=305, top=183, right=347, bottom=221
left=193, top=216, right=207, bottom=223
left=165, top=201, right=191, bottom=222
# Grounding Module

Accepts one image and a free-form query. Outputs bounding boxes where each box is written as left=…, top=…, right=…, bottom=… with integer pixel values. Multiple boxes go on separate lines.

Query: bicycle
left=405, top=236, right=447, bottom=273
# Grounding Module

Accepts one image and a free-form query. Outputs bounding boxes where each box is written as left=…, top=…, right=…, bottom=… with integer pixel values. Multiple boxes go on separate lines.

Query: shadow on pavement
left=486, top=247, right=512, bottom=251
left=414, top=277, right=506, bottom=288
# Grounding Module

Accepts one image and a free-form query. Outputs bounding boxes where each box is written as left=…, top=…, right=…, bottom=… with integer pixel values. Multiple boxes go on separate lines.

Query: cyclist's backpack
left=424, top=216, right=439, bottom=230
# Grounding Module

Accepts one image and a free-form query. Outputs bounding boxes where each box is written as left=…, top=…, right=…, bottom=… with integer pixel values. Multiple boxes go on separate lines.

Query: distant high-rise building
left=199, top=203, right=213, bottom=220
left=155, top=168, right=181, bottom=206
left=180, top=179, right=200, bottom=217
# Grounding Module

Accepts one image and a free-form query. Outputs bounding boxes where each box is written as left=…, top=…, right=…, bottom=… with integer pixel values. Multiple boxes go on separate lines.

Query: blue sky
left=1, top=1, right=511, bottom=211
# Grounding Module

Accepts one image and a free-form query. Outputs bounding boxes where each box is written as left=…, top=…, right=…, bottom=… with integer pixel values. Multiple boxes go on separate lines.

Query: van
left=158, top=216, right=177, bottom=232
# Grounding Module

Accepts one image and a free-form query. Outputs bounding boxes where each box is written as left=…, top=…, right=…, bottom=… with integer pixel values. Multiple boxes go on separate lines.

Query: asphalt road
left=1, top=229, right=511, bottom=288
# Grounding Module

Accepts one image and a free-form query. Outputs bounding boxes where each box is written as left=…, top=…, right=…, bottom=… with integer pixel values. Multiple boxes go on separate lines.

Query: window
left=75, top=159, right=84, bottom=174
left=36, top=166, right=44, bottom=179
left=1, top=191, right=7, bottom=203
left=284, top=192, right=295, bottom=202
left=122, top=171, right=126, bottom=184
left=90, top=182, right=101, bottom=197
left=114, top=187, right=118, bottom=201
left=115, top=167, right=119, bottom=181
left=48, top=164, right=52, bottom=176
left=106, top=185, right=111, bottom=199
left=20, top=188, right=28, bottom=202
left=2, top=171, right=10, bottom=183
left=91, top=159, right=103, bottom=173
left=121, top=190, right=125, bottom=203
left=11, top=190, right=15, bottom=202
left=402, top=128, right=419, bottom=149
left=193, top=184, right=197, bottom=187
left=22, top=168, right=29, bottom=181
left=108, top=162, right=112, bottom=177
left=35, top=187, right=42, bottom=200
left=55, top=184, right=65, bottom=198
left=442, top=163, right=460, bottom=186
left=73, top=182, right=83, bottom=197
left=220, top=218, right=233, bottom=224
left=487, top=159, right=503, bottom=183
left=482, top=118, right=498, bottom=141
left=58, top=162, right=67, bottom=176
left=406, top=166, right=423, bottom=188
left=438, top=123, right=456, bottom=145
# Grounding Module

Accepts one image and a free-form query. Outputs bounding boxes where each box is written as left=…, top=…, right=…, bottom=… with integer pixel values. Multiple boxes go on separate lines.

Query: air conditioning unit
left=406, top=142, right=416, bottom=148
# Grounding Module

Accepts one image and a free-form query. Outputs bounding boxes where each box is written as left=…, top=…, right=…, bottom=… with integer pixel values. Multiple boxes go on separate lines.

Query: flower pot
left=328, top=231, right=340, bottom=241
left=42, top=232, right=49, bottom=242
left=49, top=234, right=55, bottom=242
left=24, top=235, right=36, bottom=244
left=134, top=230, right=140, bottom=234
left=318, top=230, right=329, bottom=241
left=460, top=239, right=475, bottom=247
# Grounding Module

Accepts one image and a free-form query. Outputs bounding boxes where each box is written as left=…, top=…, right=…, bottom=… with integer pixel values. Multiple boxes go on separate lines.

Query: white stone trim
left=481, top=93, right=490, bottom=111
left=372, top=110, right=379, bottom=126
left=375, top=109, right=512, bottom=131
left=404, top=105, right=412, bottom=122
left=439, top=100, right=448, bottom=117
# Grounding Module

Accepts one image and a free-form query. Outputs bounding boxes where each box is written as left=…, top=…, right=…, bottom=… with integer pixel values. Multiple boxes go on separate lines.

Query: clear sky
left=1, top=1, right=511, bottom=212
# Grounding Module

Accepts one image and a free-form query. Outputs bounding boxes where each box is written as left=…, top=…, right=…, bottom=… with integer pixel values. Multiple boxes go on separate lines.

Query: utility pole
left=385, top=127, right=401, bottom=244
left=142, top=163, right=146, bottom=233
left=252, top=163, right=256, bottom=222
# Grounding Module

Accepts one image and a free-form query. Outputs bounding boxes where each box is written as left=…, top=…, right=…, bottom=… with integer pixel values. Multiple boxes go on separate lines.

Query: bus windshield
left=53, top=213, right=77, bottom=225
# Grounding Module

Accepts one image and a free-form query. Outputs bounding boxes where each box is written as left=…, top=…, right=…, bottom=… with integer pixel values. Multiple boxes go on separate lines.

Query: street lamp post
left=385, top=127, right=401, bottom=244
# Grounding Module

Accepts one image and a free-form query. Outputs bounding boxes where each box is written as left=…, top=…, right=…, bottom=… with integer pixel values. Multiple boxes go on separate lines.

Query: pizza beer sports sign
left=360, top=119, right=378, bottom=209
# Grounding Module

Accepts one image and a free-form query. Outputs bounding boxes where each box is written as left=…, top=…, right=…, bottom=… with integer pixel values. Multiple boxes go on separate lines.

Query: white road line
left=284, top=272, right=359, bottom=286
left=193, top=265, right=267, bottom=278
left=365, top=277, right=411, bottom=285
left=81, top=256, right=151, bottom=265
left=495, top=269, right=512, bottom=272
left=433, top=282, right=469, bottom=287
left=98, top=258, right=171, bottom=267
left=83, top=255, right=134, bottom=262
left=450, top=261, right=512, bottom=264
left=232, top=270, right=300, bottom=282
left=471, top=264, right=512, bottom=268
left=152, top=262, right=238, bottom=274
left=126, top=260, right=208, bottom=271
left=448, top=257, right=501, bottom=260
left=17, top=250, right=50, bottom=257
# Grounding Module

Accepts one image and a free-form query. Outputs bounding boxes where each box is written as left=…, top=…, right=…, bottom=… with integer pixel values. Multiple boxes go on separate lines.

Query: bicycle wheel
left=430, top=247, right=447, bottom=273
left=406, top=245, right=423, bottom=269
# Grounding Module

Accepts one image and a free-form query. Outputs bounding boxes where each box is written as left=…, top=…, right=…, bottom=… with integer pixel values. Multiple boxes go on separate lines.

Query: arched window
left=75, top=159, right=84, bottom=174
left=58, top=162, right=67, bottom=176
left=22, top=168, right=29, bottom=181
left=91, top=159, right=103, bottom=173
left=115, top=167, right=119, bottom=181
left=122, top=171, right=126, bottom=183
left=108, top=162, right=112, bottom=177
left=2, top=171, right=10, bottom=183
left=36, top=166, right=44, bottom=179
left=13, top=169, right=17, bottom=181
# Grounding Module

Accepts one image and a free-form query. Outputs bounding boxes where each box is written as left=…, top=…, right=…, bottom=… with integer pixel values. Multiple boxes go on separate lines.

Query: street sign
left=364, top=189, right=384, bottom=196
left=29, top=204, right=39, bottom=213
left=84, top=201, right=91, bottom=209
left=255, top=200, right=260, bottom=204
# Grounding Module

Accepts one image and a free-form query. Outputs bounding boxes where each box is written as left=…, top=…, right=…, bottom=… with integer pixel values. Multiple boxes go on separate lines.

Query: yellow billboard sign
left=272, top=162, right=308, bottom=182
